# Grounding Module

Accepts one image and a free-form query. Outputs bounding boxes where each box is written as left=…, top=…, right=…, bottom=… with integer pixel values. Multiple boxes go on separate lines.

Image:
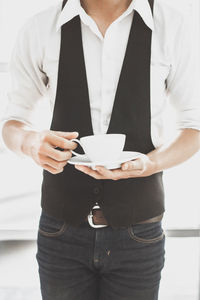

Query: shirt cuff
left=176, top=109, right=200, bottom=131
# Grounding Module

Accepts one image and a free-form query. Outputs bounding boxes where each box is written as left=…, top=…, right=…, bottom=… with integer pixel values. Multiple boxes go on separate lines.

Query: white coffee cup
left=71, top=134, right=126, bottom=163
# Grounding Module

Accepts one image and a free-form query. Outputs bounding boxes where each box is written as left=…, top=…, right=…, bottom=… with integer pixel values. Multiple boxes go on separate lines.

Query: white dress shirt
left=1, top=0, right=200, bottom=148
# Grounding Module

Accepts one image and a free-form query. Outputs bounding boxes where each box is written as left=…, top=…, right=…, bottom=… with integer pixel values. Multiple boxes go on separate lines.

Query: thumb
left=52, top=131, right=79, bottom=139
left=122, top=158, right=143, bottom=171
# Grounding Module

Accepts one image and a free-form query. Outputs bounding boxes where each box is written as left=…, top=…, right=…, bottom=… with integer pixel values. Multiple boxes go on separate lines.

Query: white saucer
left=68, top=151, right=143, bottom=170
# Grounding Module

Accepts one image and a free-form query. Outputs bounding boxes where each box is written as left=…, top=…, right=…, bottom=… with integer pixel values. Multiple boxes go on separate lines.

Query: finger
left=96, top=166, right=143, bottom=179
left=39, top=154, right=67, bottom=170
left=96, top=166, right=133, bottom=180
left=121, top=158, right=143, bottom=171
left=47, top=133, right=78, bottom=150
left=76, top=165, right=142, bottom=180
left=75, top=165, right=104, bottom=179
left=51, top=131, right=79, bottom=139
left=42, top=164, right=64, bottom=174
left=95, top=166, right=116, bottom=179
left=112, top=168, right=144, bottom=179
left=128, top=170, right=144, bottom=177
left=41, top=144, right=72, bottom=161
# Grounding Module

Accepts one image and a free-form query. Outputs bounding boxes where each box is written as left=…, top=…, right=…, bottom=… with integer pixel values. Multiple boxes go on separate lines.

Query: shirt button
left=93, top=187, right=100, bottom=194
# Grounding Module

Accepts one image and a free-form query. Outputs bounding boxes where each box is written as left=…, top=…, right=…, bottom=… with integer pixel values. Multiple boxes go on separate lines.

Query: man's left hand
left=74, top=154, right=157, bottom=180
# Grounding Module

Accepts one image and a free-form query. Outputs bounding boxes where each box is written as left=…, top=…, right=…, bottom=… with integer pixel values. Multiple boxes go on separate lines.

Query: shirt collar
left=56, top=0, right=154, bottom=32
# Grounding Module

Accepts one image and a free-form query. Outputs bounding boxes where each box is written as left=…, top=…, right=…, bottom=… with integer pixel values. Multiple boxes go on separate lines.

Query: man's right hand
left=23, top=130, right=79, bottom=174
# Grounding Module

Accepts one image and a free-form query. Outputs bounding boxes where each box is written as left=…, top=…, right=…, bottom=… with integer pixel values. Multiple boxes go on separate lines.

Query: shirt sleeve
left=1, top=16, right=48, bottom=128
left=166, top=7, right=200, bottom=131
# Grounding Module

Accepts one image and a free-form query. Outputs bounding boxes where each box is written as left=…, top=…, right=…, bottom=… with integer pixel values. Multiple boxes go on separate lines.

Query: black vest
left=41, top=0, right=165, bottom=228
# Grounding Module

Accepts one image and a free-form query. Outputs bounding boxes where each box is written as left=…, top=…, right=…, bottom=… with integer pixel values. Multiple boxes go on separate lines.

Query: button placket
left=100, top=37, right=112, bottom=133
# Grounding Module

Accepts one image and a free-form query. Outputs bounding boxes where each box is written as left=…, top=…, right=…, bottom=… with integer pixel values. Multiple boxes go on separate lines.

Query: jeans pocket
left=38, top=210, right=69, bottom=237
left=127, top=221, right=165, bottom=244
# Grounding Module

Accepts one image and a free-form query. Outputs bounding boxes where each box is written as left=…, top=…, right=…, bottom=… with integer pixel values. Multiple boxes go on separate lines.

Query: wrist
left=21, top=130, right=38, bottom=157
left=147, top=152, right=161, bottom=174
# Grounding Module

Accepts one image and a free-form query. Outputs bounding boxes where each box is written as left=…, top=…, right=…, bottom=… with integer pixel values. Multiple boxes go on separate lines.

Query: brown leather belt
left=86, top=208, right=163, bottom=226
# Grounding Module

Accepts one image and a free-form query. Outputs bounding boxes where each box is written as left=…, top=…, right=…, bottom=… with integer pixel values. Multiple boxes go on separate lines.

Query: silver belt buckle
left=87, top=204, right=108, bottom=228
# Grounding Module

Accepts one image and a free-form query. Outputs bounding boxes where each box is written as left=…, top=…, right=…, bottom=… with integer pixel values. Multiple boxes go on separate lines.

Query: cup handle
left=70, top=138, right=85, bottom=157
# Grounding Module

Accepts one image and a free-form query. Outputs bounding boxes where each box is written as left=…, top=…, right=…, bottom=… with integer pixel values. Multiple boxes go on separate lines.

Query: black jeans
left=36, top=210, right=165, bottom=300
